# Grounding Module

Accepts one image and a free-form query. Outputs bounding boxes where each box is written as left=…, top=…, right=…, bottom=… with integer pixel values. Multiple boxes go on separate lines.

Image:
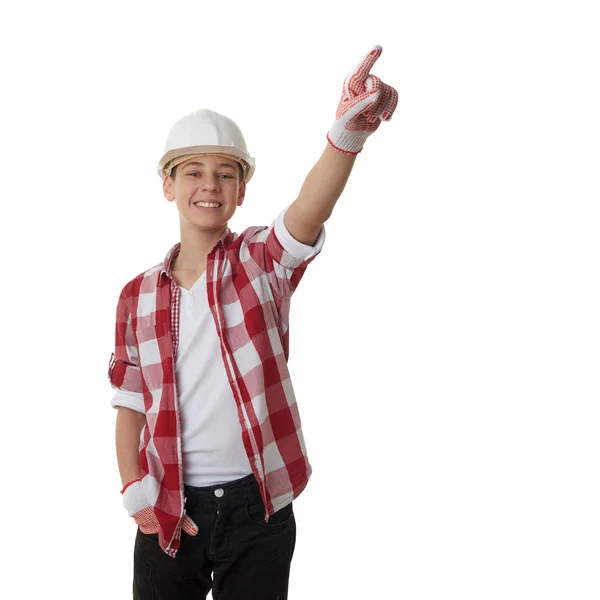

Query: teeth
left=194, top=202, right=221, bottom=208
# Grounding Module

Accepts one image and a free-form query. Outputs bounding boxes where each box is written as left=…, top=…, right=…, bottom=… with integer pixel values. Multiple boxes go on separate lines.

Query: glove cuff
left=326, top=129, right=370, bottom=155
left=120, top=478, right=141, bottom=495
left=121, top=479, right=148, bottom=516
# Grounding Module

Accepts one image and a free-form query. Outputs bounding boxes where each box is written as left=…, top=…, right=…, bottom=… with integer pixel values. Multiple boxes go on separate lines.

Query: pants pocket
left=244, top=499, right=294, bottom=528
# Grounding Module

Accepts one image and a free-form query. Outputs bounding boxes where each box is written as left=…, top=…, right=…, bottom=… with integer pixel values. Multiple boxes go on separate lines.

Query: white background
left=1, top=0, right=598, bottom=598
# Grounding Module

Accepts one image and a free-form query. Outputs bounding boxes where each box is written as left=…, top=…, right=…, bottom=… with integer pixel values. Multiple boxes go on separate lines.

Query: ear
left=237, top=179, right=246, bottom=207
left=163, top=175, right=174, bottom=201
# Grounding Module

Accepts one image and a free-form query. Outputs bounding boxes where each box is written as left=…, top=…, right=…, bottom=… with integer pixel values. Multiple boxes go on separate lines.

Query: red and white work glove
left=327, top=45, right=398, bottom=155
left=121, top=478, right=198, bottom=536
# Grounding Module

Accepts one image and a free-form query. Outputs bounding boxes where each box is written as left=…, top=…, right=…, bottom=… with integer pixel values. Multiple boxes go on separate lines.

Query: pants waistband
left=183, top=473, right=262, bottom=506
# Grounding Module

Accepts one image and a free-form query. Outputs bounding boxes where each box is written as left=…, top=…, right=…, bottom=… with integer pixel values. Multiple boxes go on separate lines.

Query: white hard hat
left=157, top=109, right=256, bottom=182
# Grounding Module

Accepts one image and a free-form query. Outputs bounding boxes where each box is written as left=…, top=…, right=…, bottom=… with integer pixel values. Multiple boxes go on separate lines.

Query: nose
left=201, top=173, right=220, bottom=191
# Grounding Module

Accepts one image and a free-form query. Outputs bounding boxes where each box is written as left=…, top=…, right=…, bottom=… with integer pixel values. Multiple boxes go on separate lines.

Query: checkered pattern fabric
left=327, top=44, right=399, bottom=154
left=108, top=220, right=324, bottom=557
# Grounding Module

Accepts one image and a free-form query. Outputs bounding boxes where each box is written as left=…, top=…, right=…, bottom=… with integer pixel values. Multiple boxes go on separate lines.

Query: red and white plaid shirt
left=108, top=210, right=325, bottom=557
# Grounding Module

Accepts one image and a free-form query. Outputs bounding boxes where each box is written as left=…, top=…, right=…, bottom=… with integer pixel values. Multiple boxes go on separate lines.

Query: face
left=162, top=155, right=246, bottom=228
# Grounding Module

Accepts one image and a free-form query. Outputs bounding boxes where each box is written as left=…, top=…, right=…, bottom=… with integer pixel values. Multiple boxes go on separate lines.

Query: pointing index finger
left=345, top=45, right=383, bottom=97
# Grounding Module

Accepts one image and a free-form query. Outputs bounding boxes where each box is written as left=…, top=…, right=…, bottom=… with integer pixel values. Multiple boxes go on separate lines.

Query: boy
left=108, top=45, right=397, bottom=599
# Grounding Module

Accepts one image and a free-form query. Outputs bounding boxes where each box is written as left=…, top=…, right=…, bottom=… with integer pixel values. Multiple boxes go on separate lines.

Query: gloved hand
left=121, top=478, right=198, bottom=536
left=327, top=44, right=398, bottom=155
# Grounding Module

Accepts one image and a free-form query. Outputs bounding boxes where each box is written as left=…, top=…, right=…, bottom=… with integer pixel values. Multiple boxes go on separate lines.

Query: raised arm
left=284, top=45, right=398, bottom=246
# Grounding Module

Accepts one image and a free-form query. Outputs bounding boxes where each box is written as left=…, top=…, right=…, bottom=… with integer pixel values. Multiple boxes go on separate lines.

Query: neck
left=173, top=224, right=228, bottom=271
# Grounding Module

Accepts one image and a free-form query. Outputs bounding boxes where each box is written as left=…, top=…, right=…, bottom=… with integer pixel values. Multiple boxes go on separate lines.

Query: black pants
left=133, top=473, right=296, bottom=599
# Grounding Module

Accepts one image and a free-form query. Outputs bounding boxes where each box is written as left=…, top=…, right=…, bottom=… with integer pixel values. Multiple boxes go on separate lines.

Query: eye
left=186, top=172, right=232, bottom=178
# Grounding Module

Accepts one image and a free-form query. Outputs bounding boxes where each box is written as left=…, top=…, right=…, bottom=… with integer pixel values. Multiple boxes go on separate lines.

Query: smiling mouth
left=194, top=202, right=223, bottom=209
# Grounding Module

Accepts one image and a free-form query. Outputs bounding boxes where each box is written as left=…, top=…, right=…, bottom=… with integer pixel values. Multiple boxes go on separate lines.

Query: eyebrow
left=182, top=161, right=236, bottom=171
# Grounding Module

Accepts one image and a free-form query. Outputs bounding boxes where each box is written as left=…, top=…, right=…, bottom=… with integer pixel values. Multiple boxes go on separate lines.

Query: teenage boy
left=108, top=44, right=397, bottom=600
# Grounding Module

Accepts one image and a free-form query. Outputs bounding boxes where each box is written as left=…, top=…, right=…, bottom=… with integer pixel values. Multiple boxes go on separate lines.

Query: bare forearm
left=115, top=407, right=146, bottom=487
left=294, top=143, right=357, bottom=224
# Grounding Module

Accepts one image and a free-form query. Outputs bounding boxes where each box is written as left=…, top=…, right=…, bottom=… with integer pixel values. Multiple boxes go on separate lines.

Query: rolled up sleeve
left=111, top=389, right=145, bottom=413
left=246, top=205, right=326, bottom=298
left=107, top=290, right=144, bottom=396
left=272, top=205, right=326, bottom=266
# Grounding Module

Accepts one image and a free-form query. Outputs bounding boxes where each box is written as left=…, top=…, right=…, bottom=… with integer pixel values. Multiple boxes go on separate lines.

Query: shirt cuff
left=273, top=205, right=326, bottom=263
left=111, top=389, right=145, bottom=414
